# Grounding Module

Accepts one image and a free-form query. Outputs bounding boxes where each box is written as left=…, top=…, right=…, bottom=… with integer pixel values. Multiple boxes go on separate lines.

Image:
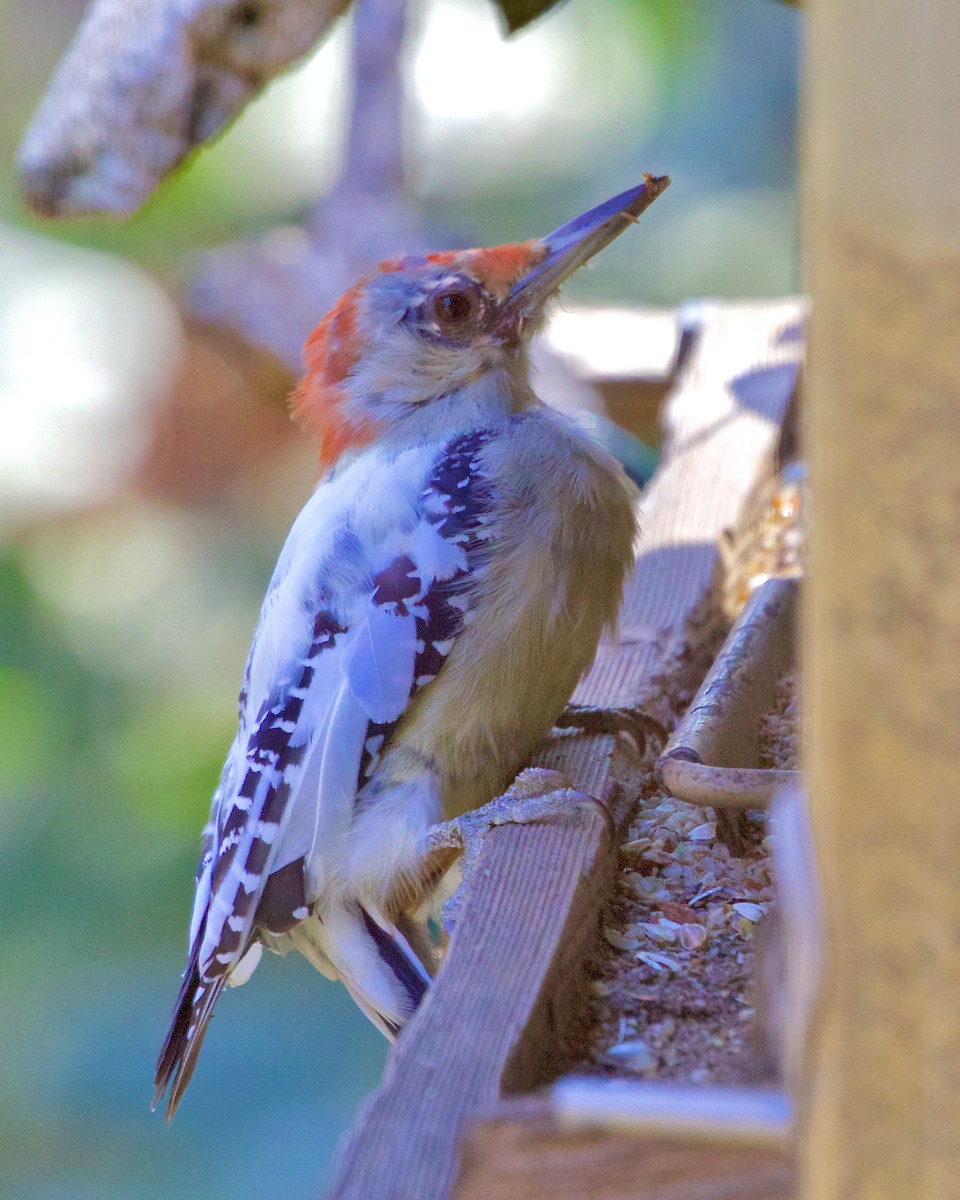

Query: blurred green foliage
left=0, top=544, right=389, bottom=1199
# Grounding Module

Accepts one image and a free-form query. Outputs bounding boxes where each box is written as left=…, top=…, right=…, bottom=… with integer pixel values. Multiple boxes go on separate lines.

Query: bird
left=154, top=176, right=669, bottom=1119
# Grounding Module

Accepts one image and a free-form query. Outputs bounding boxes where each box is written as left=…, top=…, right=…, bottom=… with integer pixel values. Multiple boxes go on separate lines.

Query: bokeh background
left=0, top=1, right=799, bottom=1196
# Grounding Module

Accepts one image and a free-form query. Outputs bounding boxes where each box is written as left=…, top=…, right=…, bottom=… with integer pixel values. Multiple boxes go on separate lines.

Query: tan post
left=803, top=4, right=960, bottom=1198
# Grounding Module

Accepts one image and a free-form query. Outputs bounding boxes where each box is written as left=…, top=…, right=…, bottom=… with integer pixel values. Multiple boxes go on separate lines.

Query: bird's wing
left=156, top=427, right=498, bottom=1115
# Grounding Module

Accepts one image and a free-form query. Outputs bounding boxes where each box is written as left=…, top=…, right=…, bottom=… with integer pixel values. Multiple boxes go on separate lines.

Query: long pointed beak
left=503, top=175, right=670, bottom=329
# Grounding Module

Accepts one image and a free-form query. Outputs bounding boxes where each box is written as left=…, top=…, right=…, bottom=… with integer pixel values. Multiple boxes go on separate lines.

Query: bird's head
left=293, top=176, right=669, bottom=465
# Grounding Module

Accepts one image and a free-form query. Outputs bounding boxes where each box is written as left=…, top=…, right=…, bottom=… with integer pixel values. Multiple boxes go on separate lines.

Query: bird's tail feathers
left=360, top=904, right=433, bottom=1009
left=292, top=902, right=432, bottom=1039
left=155, top=903, right=435, bottom=1118
left=153, top=946, right=228, bottom=1122
left=282, top=917, right=338, bottom=980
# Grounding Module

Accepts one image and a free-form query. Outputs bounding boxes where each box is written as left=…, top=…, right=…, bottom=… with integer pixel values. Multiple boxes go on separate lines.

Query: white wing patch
left=342, top=603, right=418, bottom=723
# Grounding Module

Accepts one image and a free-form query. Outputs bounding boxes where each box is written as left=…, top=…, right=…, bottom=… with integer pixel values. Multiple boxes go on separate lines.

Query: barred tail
left=153, top=945, right=227, bottom=1121
left=155, top=903, right=433, bottom=1120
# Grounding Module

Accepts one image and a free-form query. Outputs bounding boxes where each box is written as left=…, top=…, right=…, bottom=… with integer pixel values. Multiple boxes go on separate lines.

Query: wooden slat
left=549, top=1079, right=793, bottom=1143
left=454, top=1096, right=794, bottom=1200
left=325, top=299, right=803, bottom=1200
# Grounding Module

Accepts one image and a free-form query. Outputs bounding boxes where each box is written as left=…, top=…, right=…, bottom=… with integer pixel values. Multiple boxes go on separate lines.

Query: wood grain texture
left=325, top=300, right=803, bottom=1200
left=803, top=5, right=960, bottom=1199
left=455, top=1097, right=794, bottom=1200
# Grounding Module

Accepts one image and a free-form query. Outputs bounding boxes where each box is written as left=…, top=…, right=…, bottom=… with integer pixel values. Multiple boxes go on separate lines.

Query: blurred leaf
left=107, top=694, right=231, bottom=832
left=0, top=666, right=55, bottom=789
left=492, top=0, right=567, bottom=35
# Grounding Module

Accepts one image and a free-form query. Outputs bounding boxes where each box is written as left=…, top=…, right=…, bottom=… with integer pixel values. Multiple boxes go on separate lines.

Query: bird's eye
left=231, top=1, right=264, bottom=28
left=430, top=289, right=479, bottom=328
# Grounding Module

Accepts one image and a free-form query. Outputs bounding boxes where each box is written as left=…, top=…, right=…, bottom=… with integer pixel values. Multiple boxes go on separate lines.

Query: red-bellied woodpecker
left=154, top=177, right=669, bottom=1118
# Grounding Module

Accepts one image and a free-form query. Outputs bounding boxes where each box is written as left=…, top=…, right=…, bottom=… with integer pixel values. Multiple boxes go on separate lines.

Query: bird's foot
left=421, top=768, right=605, bottom=927
left=555, top=704, right=667, bottom=755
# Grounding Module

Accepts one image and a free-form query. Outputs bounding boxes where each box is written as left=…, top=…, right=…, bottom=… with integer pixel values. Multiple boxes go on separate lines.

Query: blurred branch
left=337, top=0, right=405, bottom=196
left=17, top=0, right=351, bottom=217
left=16, top=0, right=430, bottom=371
left=187, top=0, right=427, bottom=370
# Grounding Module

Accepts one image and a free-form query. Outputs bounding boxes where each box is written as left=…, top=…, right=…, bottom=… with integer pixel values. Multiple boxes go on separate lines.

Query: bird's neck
left=375, top=363, right=540, bottom=455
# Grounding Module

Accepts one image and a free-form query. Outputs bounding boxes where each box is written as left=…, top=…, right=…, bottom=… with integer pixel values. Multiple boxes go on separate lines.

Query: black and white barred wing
left=155, top=429, right=497, bottom=1117
left=154, top=612, right=361, bottom=1116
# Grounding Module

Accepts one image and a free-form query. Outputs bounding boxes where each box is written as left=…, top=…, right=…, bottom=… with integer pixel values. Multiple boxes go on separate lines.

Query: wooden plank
left=549, top=1079, right=793, bottom=1143
left=802, top=4, right=960, bottom=1199
left=325, top=300, right=802, bottom=1200
left=454, top=1096, right=794, bottom=1200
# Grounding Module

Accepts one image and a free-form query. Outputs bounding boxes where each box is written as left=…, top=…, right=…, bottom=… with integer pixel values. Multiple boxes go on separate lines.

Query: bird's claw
left=422, top=768, right=604, bottom=927
left=554, top=704, right=666, bottom=754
